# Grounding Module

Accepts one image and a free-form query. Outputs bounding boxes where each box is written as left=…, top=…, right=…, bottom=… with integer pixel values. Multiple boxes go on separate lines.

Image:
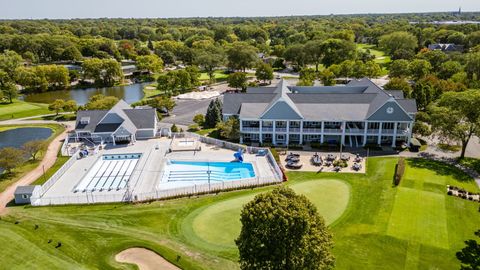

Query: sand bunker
left=116, top=248, right=180, bottom=270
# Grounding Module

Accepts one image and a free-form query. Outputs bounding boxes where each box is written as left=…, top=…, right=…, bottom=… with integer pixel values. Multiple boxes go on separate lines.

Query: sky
left=0, top=0, right=479, bottom=19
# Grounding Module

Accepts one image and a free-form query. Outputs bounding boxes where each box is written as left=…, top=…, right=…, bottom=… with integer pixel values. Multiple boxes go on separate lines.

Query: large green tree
left=456, top=230, right=480, bottom=270
left=320, top=39, right=356, bottom=67
left=136, top=54, right=163, bottom=74
left=227, top=42, right=258, bottom=71
left=228, top=72, right=248, bottom=90
left=205, top=98, right=222, bottom=128
left=236, top=186, right=335, bottom=270
left=255, top=62, right=274, bottom=84
left=379, top=31, right=418, bottom=56
left=193, top=45, right=226, bottom=84
left=0, top=147, right=25, bottom=174
left=429, top=90, right=480, bottom=158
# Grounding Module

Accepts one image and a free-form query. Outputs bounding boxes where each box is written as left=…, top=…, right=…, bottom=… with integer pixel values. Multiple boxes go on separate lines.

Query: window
left=277, top=134, right=285, bottom=141
left=22, top=194, right=29, bottom=199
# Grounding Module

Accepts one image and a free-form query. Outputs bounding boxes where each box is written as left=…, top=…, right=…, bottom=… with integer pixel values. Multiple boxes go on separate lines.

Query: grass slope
left=0, top=100, right=50, bottom=121
left=0, top=158, right=478, bottom=269
left=0, top=124, right=65, bottom=192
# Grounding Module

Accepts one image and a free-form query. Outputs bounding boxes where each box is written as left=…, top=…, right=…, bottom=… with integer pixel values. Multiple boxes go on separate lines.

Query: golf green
left=189, top=179, right=350, bottom=248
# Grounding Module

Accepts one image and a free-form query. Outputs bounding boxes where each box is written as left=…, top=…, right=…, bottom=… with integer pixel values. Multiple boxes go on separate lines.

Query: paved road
left=163, top=96, right=223, bottom=126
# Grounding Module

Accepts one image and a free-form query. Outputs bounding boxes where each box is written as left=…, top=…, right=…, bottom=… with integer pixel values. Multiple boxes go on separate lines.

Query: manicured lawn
left=0, top=100, right=51, bottom=121
left=357, top=43, right=392, bottom=65
left=199, top=71, right=229, bottom=81
left=0, top=157, right=479, bottom=269
left=0, top=124, right=65, bottom=192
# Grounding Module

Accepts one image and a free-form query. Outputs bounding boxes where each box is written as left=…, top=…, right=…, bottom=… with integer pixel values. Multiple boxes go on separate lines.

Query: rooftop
left=223, top=78, right=417, bottom=122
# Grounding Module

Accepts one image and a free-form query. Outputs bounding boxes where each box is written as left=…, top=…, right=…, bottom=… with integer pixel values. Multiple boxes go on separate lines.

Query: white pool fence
left=30, top=133, right=284, bottom=206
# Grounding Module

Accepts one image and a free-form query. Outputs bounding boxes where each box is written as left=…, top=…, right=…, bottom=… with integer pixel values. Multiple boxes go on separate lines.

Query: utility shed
left=14, top=185, right=41, bottom=204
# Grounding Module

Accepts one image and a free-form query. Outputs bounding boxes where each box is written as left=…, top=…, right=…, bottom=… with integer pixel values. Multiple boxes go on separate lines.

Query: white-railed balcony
left=382, top=129, right=395, bottom=135
left=367, top=129, right=380, bottom=134
left=242, top=127, right=260, bottom=132
left=262, top=127, right=273, bottom=132
left=345, top=128, right=364, bottom=134
left=275, top=128, right=287, bottom=132
left=289, top=127, right=301, bottom=133
left=323, top=128, right=342, bottom=134
left=302, top=128, right=322, bottom=133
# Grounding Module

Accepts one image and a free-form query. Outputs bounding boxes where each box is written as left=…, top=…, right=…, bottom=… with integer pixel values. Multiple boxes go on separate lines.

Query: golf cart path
left=0, top=121, right=72, bottom=215
left=116, top=248, right=180, bottom=270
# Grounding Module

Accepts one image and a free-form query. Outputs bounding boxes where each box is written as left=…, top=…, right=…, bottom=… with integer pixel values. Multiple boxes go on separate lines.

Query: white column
left=341, top=121, right=346, bottom=146
left=272, top=120, right=276, bottom=145
left=112, top=135, right=116, bottom=145
left=407, top=122, right=413, bottom=145
left=259, top=120, right=263, bottom=144
left=286, top=121, right=290, bottom=145
left=363, top=121, right=368, bottom=146
left=320, top=121, right=325, bottom=143
left=299, top=121, right=303, bottom=145
left=239, top=120, right=243, bottom=132
left=377, top=122, right=382, bottom=145
left=391, top=122, right=398, bottom=147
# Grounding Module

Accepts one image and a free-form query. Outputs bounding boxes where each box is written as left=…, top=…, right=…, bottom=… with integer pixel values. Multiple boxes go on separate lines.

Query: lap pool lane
left=182, top=179, right=350, bottom=250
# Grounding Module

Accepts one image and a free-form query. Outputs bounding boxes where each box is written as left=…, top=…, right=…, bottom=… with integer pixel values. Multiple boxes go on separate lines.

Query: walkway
left=0, top=115, right=74, bottom=215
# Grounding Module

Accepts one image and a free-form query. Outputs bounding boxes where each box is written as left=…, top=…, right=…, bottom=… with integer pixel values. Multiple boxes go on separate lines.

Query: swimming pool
left=164, top=160, right=256, bottom=182
left=74, top=153, right=141, bottom=193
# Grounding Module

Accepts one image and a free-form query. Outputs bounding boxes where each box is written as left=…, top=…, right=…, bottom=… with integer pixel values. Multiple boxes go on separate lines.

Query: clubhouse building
left=223, top=78, right=417, bottom=147
left=74, top=100, right=158, bottom=145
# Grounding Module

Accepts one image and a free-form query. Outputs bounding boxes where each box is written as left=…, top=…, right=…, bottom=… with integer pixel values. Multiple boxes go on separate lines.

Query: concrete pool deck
left=36, top=138, right=278, bottom=205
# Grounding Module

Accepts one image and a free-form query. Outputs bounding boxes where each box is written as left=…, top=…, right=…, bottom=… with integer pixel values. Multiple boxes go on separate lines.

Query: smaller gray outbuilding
left=14, top=185, right=41, bottom=205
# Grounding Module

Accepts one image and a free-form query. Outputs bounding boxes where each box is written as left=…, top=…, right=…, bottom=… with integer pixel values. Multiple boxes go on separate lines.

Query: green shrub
left=288, top=144, right=303, bottom=150
left=188, top=124, right=200, bottom=132
left=270, top=148, right=280, bottom=163
left=394, top=158, right=406, bottom=186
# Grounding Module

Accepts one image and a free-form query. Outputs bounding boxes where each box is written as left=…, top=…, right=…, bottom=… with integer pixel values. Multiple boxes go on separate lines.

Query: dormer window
left=80, top=117, right=90, bottom=125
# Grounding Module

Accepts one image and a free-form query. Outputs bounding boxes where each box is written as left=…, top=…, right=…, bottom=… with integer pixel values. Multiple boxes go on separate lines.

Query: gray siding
left=261, top=101, right=303, bottom=120
left=136, top=129, right=155, bottom=139
left=367, top=101, right=413, bottom=122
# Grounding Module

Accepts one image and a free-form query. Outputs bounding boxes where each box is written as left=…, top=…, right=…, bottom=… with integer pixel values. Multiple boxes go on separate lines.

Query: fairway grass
left=0, top=158, right=479, bottom=269
left=189, top=180, right=350, bottom=250
left=0, top=100, right=50, bottom=120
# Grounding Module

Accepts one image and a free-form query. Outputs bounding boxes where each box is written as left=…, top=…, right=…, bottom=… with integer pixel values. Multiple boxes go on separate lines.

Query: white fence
left=36, top=150, right=80, bottom=197
left=31, top=132, right=284, bottom=206
left=134, top=176, right=280, bottom=202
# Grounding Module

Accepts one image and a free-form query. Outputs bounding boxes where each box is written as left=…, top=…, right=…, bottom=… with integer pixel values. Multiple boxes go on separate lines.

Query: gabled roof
left=222, top=78, right=417, bottom=122
left=260, top=80, right=303, bottom=120
left=75, top=100, right=157, bottom=133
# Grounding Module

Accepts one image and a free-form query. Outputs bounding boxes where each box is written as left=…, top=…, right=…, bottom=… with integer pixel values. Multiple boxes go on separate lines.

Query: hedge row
left=394, top=158, right=406, bottom=186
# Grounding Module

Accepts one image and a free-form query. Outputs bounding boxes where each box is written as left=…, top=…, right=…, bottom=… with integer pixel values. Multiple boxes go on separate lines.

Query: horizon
left=0, top=0, right=479, bottom=20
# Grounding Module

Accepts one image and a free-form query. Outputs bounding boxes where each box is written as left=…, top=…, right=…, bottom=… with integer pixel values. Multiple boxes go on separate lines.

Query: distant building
left=14, top=185, right=41, bottom=204
left=74, top=100, right=158, bottom=145
left=428, top=43, right=464, bottom=53
left=223, top=78, right=417, bottom=147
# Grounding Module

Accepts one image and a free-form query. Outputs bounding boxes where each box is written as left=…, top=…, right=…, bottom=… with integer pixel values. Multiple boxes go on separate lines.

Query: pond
left=0, top=127, right=53, bottom=149
left=23, top=83, right=150, bottom=105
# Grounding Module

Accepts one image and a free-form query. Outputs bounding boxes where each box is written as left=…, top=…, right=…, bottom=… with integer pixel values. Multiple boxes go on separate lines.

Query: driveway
left=163, top=96, right=223, bottom=126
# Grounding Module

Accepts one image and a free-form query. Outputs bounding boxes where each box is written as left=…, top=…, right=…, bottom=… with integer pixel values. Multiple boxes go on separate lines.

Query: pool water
left=165, top=161, right=256, bottom=182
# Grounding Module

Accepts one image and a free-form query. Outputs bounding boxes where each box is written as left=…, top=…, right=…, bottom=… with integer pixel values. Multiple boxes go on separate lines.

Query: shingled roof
left=223, top=78, right=417, bottom=122
left=75, top=100, right=157, bottom=134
